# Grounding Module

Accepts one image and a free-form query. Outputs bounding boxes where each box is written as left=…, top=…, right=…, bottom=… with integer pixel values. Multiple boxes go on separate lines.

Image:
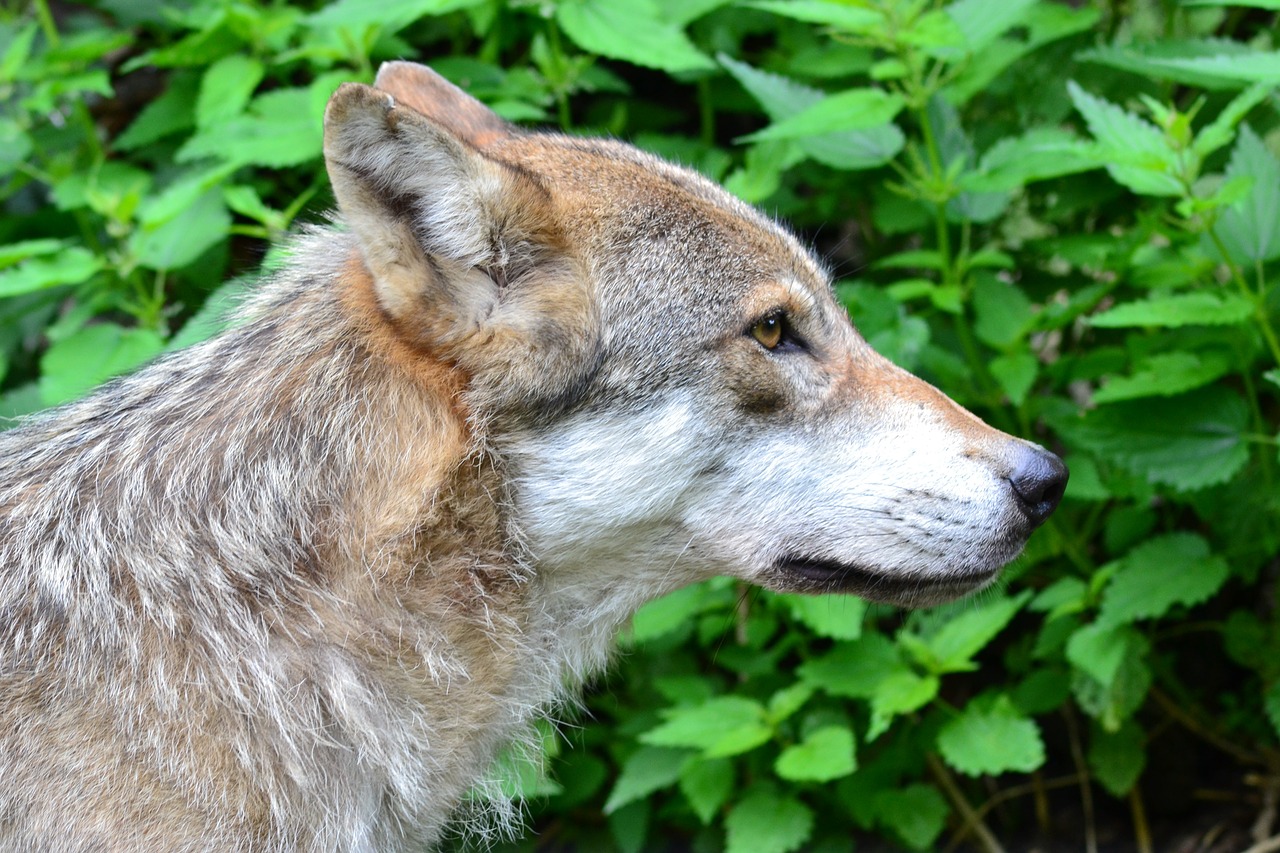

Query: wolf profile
left=0, top=61, right=1065, bottom=851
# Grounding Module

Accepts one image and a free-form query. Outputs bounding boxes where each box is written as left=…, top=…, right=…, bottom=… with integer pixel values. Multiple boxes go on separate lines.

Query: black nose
left=1008, top=445, right=1068, bottom=527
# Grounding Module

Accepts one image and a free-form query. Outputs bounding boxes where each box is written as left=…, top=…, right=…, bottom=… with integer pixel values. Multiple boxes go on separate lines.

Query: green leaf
left=869, top=671, right=939, bottom=739
left=798, top=633, right=902, bottom=699
left=641, top=697, right=772, bottom=758
left=604, top=746, right=690, bottom=813
left=774, top=726, right=856, bottom=782
left=1064, top=385, right=1249, bottom=491
left=1066, top=622, right=1148, bottom=687
left=744, top=0, right=882, bottom=32
left=922, top=592, right=1031, bottom=674
left=1192, top=83, right=1272, bottom=159
left=937, top=694, right=1045, bottom=776
left=178, top=88, right=324, bottom=169
left=990, top=351, right=1039, bottom=406
left=944, top=0, right=1036, bottom=52
left=308, top=0, right=485, bottom=29
left=1067, top=81, right=1184, bottom=197
left=196, top=54, right=265, bottom=128
left=777, top=593, right=865, bottom=640
left=1139, top=51, right=1280, bottom=86
left=742, top=88, right=905, bottom=141
left=961, top=128, right=1098, bottom=192
left=0, top=239, right=68, bottom=268
left=1214, top=124, right=1280, bottom=263
left=1088, top=720, right=1146, bottom=797
left=1092, top=351, right=1232, bottom=403
left=131, top=188, right=231, bottom=271
left=724, top=788, right=814, bottom=853
left=972, top=273, right=1033, bottom=348
left=1265, top=682, right=1280, bottom=740
left=0, top=247, right=102, bottom=298
left=679, top=757, right=733, bottom=824
left=631, top=581, right=714, bottom=642
left=39, top=324, right=167, bottom=406
left=719, top=55, right=904, bottom=170
left=114, top=71, right=199, bottom=151
left=767, top=683, right=816, bottom=724
left=871, top=785, right=949, bottom=850
left=556, top=0, right=714, bottom=73
left=1090, top=291, right=1253, bottom=328
left=1097, top=533, right=1229, bottom=627
left=167, top=279, right=249, bottom=352
left=1079, top=39, right=1264, bottom=90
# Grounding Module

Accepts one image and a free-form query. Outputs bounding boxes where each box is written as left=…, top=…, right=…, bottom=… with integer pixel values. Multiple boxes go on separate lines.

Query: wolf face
left=326, top=64, right=1066, bottom=615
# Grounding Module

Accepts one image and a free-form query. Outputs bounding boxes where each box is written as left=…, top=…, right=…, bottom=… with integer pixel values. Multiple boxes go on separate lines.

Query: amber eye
left=750, top=314, right=785, bottom=350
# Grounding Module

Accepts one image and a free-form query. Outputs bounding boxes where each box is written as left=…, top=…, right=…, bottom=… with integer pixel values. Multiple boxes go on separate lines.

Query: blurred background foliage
left=4, top=0, right=1280, bottom=850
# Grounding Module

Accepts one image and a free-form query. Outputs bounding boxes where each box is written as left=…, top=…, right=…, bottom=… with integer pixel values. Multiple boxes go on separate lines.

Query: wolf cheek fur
left=0, top=61, right=1066, bottom=851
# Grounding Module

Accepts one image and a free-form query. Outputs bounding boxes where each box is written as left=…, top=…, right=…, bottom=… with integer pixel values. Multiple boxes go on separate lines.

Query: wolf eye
left=750, top=313, right=785, bottom=350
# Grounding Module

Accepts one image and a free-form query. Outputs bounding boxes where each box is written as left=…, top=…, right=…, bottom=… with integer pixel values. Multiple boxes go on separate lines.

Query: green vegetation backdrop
left=3, top=0, right=1280, bottom=850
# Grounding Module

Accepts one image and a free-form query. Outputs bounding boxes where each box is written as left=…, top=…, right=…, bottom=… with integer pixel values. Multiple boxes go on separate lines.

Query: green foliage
left=6, top=0, right=1280, bottom=848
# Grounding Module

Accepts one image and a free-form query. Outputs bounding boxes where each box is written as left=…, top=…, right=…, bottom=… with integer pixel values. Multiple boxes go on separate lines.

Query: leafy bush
left=4, top=0, right=1280, bottom=850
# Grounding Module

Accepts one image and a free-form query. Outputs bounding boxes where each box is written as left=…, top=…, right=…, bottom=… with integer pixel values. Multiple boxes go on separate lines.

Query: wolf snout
left=1006, top=444, right=1068, bottom=527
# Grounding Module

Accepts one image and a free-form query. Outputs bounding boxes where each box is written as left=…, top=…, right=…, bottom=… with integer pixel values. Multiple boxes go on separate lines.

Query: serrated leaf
left=679, top=757, right=733, bottom=825
left=944, top=0, right=1036, bottom=52
left=724, top=789, right=814, bottom=853
left=778, top=593, right=865, bottom=640
left=1097, top=533, right=1229, bottom=628
left=1066, top=622, right=1148, bottom=687
left=923, top=592, right=1031, bottom=673
left=1072, top=644, right=1152, bottom=731
left=1214, top=124, right=1280, bottom=263
left=767, top=683, right=815, bottom=723
left=872, top=785, right=949, bottom=850
left=1091, top=291, right=1253, bottom=328
left=39, top=324, right=166, bottom=406
left=131, top=188, right=231, bottom=271
left=641, top=697, right=772, bottom=758
left=719, top=55, right=903, bottom=170
left=178, top=88, right=323, bottom=169
left=774, top=726, right=856, bottom=782
left=196, top=54, right=265, bottom=128
left=742, top=88, right=905, bottom=141
left=1079, top=39, right=1262, bottom=90
left=937, top=695, right=1045, bottom=776
left=1067, top=81, right=1184, bottom=196
left=0, top=247, right=102, bottom=298
left=1193, top=83, right=1272, bottom=159
left=0, top=239, right=69, bottom=268
left=604, top=747, right=689, bottom=813
left=744, top=0, right=882, bottom=31
left=1145, top=51, right=1280, bottom=86
left=1092, top=351, right=1232, bottom=403
left=1064, top=385, right=1249, bottom=491
left=556, top=0, right=714, bottom=73
left=1088, top=720, right=1146, bottom=796
left=798, top=633, right=902, bottom=698
left=869, top=671, right=939, bottom=738
left=961, top=128, right=1098, bottom=192
left=307, top=0, right=484, bottom=28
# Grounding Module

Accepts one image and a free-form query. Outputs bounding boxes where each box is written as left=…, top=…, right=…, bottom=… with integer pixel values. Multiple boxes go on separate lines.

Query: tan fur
left=0, top=63, right=1065, bottom=851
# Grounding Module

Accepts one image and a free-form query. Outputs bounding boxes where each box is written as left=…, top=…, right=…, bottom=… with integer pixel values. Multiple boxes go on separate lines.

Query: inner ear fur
left=322, top=81, right=599, bottom=417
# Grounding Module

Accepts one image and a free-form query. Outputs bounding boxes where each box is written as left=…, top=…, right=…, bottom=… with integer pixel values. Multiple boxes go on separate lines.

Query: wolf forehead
left=479, top=132, right=832, bottom=308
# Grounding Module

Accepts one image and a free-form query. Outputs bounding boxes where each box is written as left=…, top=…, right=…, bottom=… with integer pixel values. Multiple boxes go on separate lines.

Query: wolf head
left=322, top=62, right=1066, bottom=611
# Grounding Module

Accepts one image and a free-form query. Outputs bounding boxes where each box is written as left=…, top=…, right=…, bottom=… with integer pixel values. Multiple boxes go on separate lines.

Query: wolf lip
left=777, top=557, right=999, bottom=603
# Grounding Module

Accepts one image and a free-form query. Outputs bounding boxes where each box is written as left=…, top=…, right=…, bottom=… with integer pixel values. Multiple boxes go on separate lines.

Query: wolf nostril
left=1007, top=445, right=1069, bottom=527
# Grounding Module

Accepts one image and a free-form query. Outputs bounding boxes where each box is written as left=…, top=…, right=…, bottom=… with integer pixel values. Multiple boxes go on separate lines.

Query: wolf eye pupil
left=751, top=315, right=784, bottom=350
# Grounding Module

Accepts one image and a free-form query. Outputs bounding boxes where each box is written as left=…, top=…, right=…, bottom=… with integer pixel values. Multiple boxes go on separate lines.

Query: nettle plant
left=3, top=0, right=1280, bottom=851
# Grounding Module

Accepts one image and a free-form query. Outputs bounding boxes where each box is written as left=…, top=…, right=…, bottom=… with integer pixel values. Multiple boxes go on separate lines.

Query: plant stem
left=926, top=752, right=1006, bottom=853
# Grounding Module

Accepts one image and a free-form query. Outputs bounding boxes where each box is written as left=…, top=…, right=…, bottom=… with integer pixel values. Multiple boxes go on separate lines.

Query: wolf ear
left=322, top=81, right=551, bottom=345
left=322, top=80, right=597, bottom=413
left=373, top=61, right=512, bottom=149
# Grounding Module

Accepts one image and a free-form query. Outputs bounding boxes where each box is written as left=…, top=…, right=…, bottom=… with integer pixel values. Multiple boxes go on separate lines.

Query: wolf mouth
left=778, top=557, right=1000, bottom=604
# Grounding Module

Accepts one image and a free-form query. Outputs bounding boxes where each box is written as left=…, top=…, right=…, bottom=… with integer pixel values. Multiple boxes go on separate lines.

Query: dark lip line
left=778, top=557, right=998, bottom=593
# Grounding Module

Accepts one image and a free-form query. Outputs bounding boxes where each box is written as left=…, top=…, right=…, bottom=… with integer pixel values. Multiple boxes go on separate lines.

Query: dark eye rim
left=746, top=310, right=806, bottom=353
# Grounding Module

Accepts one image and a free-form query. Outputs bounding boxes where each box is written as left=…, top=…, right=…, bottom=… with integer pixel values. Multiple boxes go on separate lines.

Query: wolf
left=0, top=61, right=1066, bottom=851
